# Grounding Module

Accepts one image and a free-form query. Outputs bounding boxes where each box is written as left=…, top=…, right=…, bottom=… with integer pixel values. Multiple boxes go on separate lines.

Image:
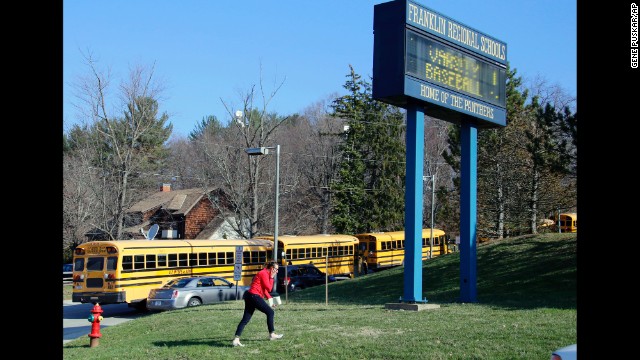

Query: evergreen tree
left=443, top=65, right=532, bottom=238
left=330, top=65, right=405, bottom=234
left=188, top=115, right=224, bottom=141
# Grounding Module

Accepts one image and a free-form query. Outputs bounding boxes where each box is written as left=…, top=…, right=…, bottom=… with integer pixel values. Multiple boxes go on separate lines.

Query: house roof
left=128, top=187, right=218, bottom=216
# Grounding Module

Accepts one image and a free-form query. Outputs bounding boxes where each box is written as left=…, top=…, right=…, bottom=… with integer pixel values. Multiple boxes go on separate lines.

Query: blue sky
left=63, top=0, right=576, bottom=138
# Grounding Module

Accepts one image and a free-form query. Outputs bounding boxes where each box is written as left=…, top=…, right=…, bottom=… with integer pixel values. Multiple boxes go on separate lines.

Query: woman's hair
left=265, top=261, right=278, bottom=269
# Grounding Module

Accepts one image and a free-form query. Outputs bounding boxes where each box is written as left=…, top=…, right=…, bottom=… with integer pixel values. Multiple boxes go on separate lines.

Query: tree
left=294, top=96, right=344, bottom=234
left=188, top=115, right=224, bottom=142
left=66, top=54, right=172, bottom=240
left=182, top=67, right=292, bottom=239
left=330, top=65, right=406, bottom=234
left=63, top=128, right=100, bottom=261
left=444, top=65, right=534, bottom=238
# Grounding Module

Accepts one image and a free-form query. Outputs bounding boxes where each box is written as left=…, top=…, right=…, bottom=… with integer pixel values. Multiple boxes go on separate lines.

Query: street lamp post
left=424, top=174, right=435, bottom=259
left=245, top=145, right=281, bottom=264
left=429, top=175, right=435, bottom=259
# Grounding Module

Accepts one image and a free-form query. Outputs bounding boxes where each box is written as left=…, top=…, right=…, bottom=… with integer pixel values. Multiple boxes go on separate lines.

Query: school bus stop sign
left=234, top=246, right=242, bottom=281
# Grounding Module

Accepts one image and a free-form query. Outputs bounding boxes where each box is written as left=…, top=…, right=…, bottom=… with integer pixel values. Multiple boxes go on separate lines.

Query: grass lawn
left=63, top=233, right=576, bottom=359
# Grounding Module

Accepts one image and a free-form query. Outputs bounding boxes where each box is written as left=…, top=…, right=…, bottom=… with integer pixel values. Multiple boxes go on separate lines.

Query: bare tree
left=188, top=67, right=290, bottom=239
left=63, top=146, right=99, bottom=260
left=292, top=96, right=344, bottom=234
left=423, top=116, right=454, bottom=232
left=68, top=52, right=172, bottom=239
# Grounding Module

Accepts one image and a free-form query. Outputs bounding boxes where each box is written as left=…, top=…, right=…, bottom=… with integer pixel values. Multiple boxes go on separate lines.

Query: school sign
left=373, top=0, right=508, bottom=127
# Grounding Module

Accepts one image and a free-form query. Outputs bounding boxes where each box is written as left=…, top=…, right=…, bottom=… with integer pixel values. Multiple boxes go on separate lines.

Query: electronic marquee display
left=373, top=0, right=508, bottom=128
left=405, top=30, right=506, bottom=108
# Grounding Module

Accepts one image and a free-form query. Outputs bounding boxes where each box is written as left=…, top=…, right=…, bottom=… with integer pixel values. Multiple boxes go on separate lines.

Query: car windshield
left=163, top=278, right=193, bottom=288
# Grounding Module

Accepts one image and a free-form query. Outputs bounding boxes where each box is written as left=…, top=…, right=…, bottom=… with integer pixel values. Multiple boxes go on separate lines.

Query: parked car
left=147, top=276, right=249, bottom=311
left=276, top=264, right=336, bottom=293
left=550, top=344, right=576, bottom=360
left=63, top=263, right=73, bottom=280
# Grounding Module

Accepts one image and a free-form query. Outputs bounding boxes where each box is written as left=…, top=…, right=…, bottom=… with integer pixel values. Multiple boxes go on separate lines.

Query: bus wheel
left=187, top=297, right=202, bottom=307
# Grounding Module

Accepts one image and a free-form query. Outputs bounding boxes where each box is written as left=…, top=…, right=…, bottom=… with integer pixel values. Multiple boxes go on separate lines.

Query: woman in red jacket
left=232, top=261, right=284, bottom=347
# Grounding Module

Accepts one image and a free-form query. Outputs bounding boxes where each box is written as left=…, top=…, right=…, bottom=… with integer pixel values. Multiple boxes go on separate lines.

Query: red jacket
left=248, top=267, right=274, bottom=299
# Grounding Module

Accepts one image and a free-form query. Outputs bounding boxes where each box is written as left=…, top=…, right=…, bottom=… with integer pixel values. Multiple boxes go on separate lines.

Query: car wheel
left=187, top=297, right=202, bottom=307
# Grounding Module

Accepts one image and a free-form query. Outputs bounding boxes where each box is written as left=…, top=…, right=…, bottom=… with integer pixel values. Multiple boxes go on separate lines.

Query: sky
left=63, top=0, right=576, bottom=138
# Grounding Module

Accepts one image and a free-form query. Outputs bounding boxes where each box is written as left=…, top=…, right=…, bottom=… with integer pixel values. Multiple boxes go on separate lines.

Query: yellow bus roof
left=355, top=228, right=446, bottom=241
left=255, top=234, right=359, bottom=246
left=77, top=238, right=274, bottom=250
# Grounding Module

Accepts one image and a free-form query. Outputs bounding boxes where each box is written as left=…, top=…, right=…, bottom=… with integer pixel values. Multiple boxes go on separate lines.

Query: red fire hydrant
left=87, top=303, right=104, bottom=347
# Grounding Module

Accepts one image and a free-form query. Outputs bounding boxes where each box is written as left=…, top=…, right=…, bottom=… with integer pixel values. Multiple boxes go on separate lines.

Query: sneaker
left=232, top=338, right=245, bottom=347
left=269, top=333, right=283, bottom=341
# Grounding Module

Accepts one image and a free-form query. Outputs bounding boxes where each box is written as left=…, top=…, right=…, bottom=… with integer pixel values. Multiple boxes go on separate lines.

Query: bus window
left=189, top=253, right=197, bottom=266
left=168, top=254, right=178, bottom=267
left=198, top=252, right=207, bottom=266
left=158, top=254, right=167, bottom=267
left=178, top=253, right=188, bottom=267
left=146, top=254, right=156, bottom=269
left=259, top=251, right=267, bottom=264
left=74, top=258, right=85, bottom=271
left=369, top=242, right=376, bottom=251
left=122, top=256, right=133, bottom=270
left=225, top=251, right=234, bottom=264
left=87, top=257, right=104, bottom=271
left=208, top=252, right=216, bottom=265
left=106, top=256, right=117, bottom=271
left=134, top=255, right=145, bottom=269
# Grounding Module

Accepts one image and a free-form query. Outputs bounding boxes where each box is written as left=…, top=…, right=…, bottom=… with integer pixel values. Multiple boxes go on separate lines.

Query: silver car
left=147, top=276, right=249, bottom=311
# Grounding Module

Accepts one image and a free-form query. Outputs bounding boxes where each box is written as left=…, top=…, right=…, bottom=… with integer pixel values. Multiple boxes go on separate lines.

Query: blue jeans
left=234, top=291, right=275, bottom=337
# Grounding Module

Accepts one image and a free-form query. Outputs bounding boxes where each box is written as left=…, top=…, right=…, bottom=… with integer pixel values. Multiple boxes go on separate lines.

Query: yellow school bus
left=255, top=234, right=359, bottom=279
left=71, top=239, right=273, bottom=309
left=354, top=228, right=450, bottom=272
left=553, top=212, right=577, bottom=233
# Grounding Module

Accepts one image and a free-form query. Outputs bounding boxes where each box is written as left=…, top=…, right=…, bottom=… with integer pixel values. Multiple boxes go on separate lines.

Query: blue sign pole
left=460, top=122, right=478, bottom=302
left=402, top=104, right=426, bottom=303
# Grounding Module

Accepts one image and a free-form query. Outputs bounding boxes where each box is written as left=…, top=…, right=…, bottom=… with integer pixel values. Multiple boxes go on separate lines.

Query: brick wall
left=184, top=197, right=219, bottom=239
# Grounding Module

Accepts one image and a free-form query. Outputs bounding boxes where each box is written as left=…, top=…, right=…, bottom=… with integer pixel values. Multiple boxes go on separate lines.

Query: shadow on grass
left=149, top=336, right=279, bottom=348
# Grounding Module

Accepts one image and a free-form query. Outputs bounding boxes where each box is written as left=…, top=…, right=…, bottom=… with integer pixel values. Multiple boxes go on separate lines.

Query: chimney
left=161, top=183, right=171, bottom=192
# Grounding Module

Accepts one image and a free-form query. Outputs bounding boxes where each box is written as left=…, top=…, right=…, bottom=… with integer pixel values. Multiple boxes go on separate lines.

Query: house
left=121, top=183, right=247, bottom=240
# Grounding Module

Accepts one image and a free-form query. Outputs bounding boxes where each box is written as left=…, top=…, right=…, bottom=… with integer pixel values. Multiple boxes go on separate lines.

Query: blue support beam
left=460, top=122, right=478, bottom=302
left=402, top=104, right=426, bottom=303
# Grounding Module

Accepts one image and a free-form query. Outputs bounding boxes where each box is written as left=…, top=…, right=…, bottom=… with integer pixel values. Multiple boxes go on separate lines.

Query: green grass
left=63, top=233, right=576, bottom=359
left=64, top=282, right=73, bottom=300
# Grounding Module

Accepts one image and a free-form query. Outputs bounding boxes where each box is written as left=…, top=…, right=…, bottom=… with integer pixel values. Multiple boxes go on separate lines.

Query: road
left=63, top=300, right=148, bottom=344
